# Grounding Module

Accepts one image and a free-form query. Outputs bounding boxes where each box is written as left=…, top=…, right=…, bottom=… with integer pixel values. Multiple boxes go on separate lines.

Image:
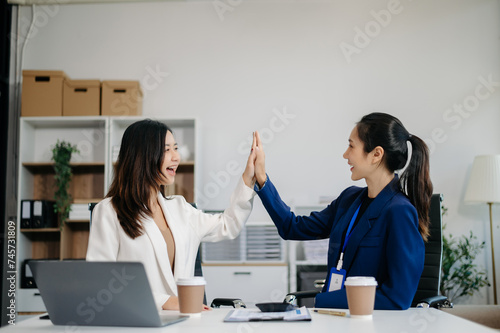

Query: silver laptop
left=28, top=261, right=188, bottom=327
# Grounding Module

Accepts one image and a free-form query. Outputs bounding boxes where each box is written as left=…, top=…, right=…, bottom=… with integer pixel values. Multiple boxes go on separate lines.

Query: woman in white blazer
left=86, top=119, right=258, bottom=310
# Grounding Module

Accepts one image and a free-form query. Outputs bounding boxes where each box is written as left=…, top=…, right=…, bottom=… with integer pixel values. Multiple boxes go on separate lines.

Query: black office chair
left=411, top=194, right=451, bottom=308
left=88, top=202, right=207, bottom=305
left=283, top=193, right=452, bottom=309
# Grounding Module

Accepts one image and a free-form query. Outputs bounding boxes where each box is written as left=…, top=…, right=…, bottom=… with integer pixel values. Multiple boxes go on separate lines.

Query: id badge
left=326, top=268, right=346, bottom=292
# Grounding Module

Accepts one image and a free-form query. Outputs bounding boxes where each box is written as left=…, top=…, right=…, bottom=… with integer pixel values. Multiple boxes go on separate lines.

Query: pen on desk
left=313, top=309, right=347, bottom=317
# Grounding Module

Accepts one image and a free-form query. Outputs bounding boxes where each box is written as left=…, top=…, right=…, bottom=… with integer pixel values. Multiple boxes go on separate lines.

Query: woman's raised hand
left=253, top=131, right=266, bottom=187
left=242, top=132, right=258, bottom=188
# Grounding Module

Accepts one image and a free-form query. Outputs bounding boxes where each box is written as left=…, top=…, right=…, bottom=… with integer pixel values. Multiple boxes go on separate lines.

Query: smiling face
left=343, top=126, right=373, bottom=181
left=159, top=130, right=180, bottom=186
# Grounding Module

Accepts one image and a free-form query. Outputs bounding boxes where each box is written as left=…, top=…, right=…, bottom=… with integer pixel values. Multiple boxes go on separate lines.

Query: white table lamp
left=464, top=154, right=500, bottom=305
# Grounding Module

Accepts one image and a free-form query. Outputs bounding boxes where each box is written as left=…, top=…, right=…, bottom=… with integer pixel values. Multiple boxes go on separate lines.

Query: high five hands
left=243, top=131, right=266, bottom=188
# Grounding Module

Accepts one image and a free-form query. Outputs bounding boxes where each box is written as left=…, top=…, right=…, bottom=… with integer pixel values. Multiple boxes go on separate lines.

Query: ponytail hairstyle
left=106, top=119, right=172, bottom=239
left=356, top=113, right=433, bottom=241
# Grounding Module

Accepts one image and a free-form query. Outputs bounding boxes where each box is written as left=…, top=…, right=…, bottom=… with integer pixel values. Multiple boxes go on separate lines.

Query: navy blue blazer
left=255, top=175, right=424, bottom=310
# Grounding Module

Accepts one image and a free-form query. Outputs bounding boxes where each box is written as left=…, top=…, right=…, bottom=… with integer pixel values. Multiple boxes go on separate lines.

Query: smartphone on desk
left=255, top=302, right=297, bottom=312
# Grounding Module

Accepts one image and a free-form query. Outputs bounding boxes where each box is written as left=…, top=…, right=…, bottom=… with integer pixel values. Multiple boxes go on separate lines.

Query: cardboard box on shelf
left=21, top=70, right=67, bottom=117
left=63, top=79, right=101, bottom=116
left=101, top=80, right=143, bottom=116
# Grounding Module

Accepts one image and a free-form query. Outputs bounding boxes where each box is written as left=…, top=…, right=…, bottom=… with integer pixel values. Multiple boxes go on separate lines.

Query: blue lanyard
left=342, top=204, right=361, bottom=253
left=336, top=203, right=361, bottom=271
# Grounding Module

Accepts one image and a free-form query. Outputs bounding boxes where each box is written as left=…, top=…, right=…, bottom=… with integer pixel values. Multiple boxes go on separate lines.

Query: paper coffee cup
left=176, top=277, right=206, bottom=316
left=344, top=276, right=377, bottom=318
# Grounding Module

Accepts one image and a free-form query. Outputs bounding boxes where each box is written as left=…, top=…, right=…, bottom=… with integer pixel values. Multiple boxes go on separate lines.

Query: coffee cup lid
left=176, top=277, right=206, bottom=286
left=344, top=276, right=378, bottom=286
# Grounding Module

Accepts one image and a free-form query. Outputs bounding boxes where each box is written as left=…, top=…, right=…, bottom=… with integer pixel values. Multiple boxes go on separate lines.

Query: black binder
left=20, top=200, right=57, bottom=229
left=20, top=200, right=32, bottom=228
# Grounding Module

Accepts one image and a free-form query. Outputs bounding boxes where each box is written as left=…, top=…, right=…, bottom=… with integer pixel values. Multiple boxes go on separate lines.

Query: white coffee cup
left=176, top=277, right=206, bottom=316
left=344, top=276, right=378, bottom=318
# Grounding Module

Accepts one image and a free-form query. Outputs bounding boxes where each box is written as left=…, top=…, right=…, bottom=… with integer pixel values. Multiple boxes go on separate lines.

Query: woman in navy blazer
left=251, top=113, right=433, bottom=310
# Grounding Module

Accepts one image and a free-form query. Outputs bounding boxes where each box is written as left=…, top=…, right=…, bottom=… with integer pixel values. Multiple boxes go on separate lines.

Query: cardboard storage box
left=101, top=81, right=143, bottom=116
left=63, top=79, right=101, bottom=116
left=21, top=70, right=67, bottom=117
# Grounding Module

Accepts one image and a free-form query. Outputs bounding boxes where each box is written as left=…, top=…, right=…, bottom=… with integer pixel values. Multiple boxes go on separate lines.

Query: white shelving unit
left=17, top=116, right=108, bottom=312
left=201, top=221, right=288, bottom=306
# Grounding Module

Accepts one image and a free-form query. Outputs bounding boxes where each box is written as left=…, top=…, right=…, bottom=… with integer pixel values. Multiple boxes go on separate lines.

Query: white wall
left=15, top=0, right=500, bottom=304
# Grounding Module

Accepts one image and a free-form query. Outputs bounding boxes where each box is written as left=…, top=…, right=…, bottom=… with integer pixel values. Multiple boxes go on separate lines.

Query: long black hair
left=107, top=119, right=172, bottom=239
left=356, top=113, right=433, bottom=241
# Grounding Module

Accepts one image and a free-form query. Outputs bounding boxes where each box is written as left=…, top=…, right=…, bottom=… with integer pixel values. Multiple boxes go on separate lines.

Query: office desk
left=2, top=308, right=497, bottom=332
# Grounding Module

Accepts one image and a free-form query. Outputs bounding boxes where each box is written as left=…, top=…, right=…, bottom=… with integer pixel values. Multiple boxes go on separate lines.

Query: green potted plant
left=52, top=140, right=79, bottom=229
left=440, top=206, right=490, bottom=303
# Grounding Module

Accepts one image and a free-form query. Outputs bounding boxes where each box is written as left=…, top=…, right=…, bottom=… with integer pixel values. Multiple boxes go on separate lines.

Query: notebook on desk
left=28, top=260, right=188, bottom=327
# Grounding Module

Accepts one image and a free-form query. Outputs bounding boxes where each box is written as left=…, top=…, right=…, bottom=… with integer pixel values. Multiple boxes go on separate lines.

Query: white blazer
left=86, top=177, right=255, bottom=309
